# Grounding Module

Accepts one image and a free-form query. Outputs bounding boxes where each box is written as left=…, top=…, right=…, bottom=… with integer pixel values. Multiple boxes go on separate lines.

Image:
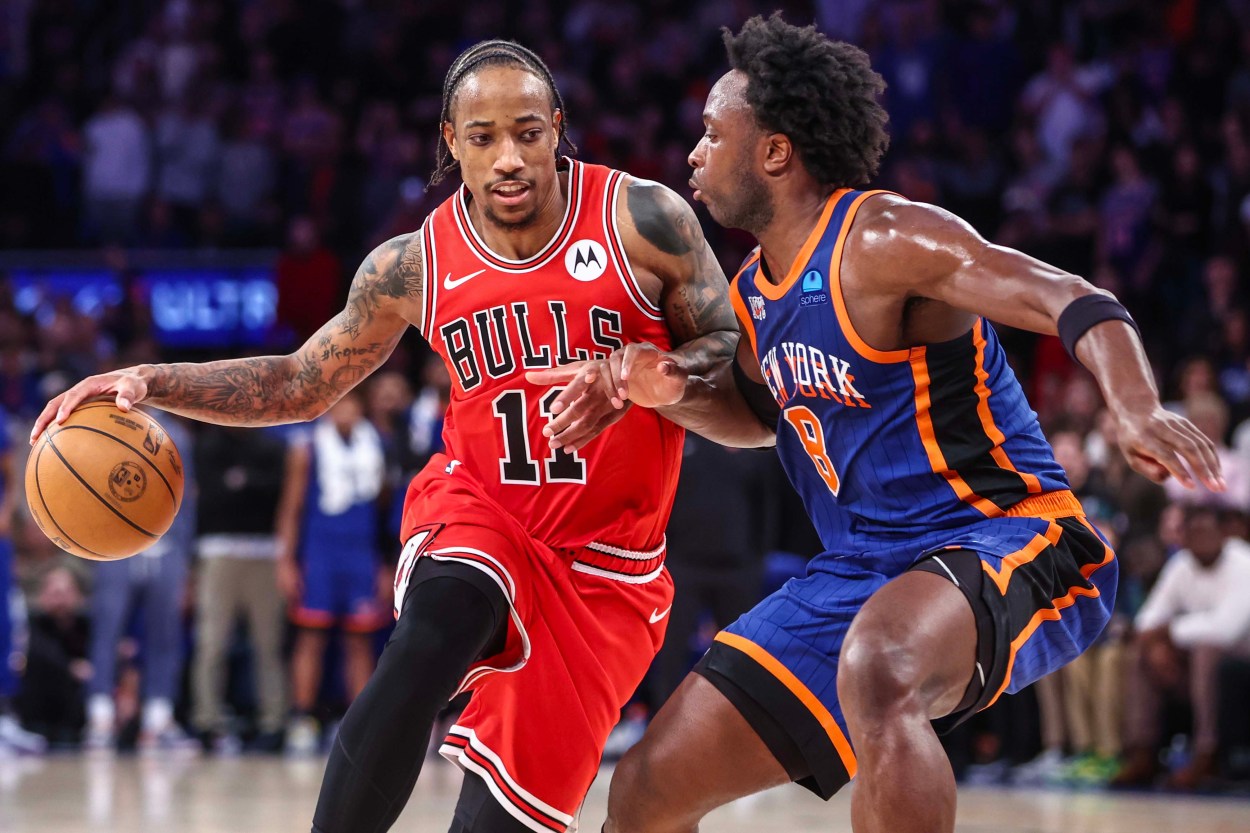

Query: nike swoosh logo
left=443, top=269, right=487, bottom=290
left=649, top=605, right=672, bottom=624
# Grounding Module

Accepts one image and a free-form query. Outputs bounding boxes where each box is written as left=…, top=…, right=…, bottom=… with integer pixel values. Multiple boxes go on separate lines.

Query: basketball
left=24, top=401, right=185, bottom=561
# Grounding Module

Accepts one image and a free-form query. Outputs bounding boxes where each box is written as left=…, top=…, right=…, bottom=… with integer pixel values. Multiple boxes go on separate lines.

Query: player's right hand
left=276, top=557, right=304, bottom=605
left=30, top=366, right=150, bottom=445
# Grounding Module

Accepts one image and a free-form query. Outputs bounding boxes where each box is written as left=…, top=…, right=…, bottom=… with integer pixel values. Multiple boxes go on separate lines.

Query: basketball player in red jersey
left=535, top=15, right=1223, bottom=833
left=31, top=41, right=759, bottom=833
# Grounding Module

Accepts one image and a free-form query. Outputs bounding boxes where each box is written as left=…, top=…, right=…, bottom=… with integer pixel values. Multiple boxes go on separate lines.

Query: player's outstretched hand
left=1113, top=406, right=1224, bottom=490
left=30, top=367, right=150, bottom=445
left=525, top=343, right=687, bottom=451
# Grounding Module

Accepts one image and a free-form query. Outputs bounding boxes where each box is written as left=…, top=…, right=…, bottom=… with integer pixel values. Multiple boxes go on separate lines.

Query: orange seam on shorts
left=754, top=191, right=845, bottom=301
left=910, top=348, right=997, bottom=516
left=829, top=190, right=912, bottom=363
left=729, top=273, right=759, bottom=361
left=979, top=522, right=1063, bottom=596
left=714, top=631, right=858, bottom=780
left=984, top=581, right=1103, bottom=709
left=972, top=319, right=1042, bottom=494
left=290, top=608, right=335, bottom=629
left=1073, top=515, right=1117, bottom=578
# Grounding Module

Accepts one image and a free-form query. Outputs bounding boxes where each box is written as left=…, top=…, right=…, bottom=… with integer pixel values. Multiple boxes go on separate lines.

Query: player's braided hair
left=724, top=13, right=889, bottom=188
left=431, top=39, right=576, bottom=186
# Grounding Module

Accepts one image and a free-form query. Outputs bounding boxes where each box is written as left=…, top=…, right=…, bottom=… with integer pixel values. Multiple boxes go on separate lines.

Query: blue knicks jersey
left=730, top=189, right=1070, bottom=556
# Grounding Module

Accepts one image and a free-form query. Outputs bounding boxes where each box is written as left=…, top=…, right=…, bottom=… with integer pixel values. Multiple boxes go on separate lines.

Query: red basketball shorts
left=397, top=455, right=674, bottom=832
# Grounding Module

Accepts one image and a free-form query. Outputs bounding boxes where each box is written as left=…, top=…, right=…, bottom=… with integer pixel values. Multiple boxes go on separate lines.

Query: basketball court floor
left=2, top=754, right=1248, bottom=833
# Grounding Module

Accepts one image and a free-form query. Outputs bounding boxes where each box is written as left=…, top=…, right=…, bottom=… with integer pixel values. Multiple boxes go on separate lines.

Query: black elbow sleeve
left=732, top=354, right=781, bottom=431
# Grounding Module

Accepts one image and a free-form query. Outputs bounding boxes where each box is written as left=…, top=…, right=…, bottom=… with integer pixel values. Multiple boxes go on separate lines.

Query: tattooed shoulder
left=626, top=179, right=702, bottom=257
left=356, top=232, right=423, bottom=299
left=343, top=232, right=424, bottom=338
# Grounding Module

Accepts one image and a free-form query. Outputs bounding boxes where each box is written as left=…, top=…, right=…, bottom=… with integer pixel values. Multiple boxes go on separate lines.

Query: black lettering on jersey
left=474, top=305, right=517, bottom=379
left=549, top=300, right=591, bottom=364
left=590, top=306, right=624, bottom=359
left=512, top=302, right=553, bottom=369
left=440, top=318, right=481, bottom=392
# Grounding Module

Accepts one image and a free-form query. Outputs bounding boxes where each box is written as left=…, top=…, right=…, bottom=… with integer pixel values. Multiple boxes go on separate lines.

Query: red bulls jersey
left=414, top=159, right=683, bottom=551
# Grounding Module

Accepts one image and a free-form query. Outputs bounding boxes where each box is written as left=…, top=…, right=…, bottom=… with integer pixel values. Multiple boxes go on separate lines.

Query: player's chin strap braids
left=430, top=39, right=578, bottom=187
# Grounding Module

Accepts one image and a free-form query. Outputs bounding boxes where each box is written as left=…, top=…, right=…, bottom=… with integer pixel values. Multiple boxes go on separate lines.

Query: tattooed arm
left=31, top=234, right=423, bottom=440
left=529, top=179, right=774, bottom=449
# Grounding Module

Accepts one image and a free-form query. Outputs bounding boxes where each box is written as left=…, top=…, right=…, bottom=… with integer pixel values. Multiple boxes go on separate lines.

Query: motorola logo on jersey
left=565, top=240, right=608, bottom=281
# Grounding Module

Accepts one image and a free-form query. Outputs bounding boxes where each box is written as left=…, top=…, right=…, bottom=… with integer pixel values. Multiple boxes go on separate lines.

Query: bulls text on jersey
left=439, top=301, right=625, bottom=392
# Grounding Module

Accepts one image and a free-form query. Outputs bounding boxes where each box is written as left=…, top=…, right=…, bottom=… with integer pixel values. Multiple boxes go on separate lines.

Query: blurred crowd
left=1, top=0, right=1250, bottom=797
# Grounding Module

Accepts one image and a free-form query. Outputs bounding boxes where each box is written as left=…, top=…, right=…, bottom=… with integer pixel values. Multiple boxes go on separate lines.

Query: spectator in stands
left=274, top=216, right=342, bottom=344
left=84, top=416, right=197, bottom=753
left=191, top=424, right=291, bottom=753
left=0, top=406, right=47, bottom=754
left=15, top=565, right=89, bottom=747
left=80, top=95, right=151, bottom=245
left=276, top=391, right=387, bottom=755
left=649, top=434, right=777, bottom=710
left=1115, top=505, right=1250, bottom=789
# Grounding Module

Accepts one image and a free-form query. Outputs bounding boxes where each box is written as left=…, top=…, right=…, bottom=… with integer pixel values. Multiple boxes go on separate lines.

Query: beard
left=708, top=166, right=775, bottom=235
left=482, top=202, right=541, bottom=231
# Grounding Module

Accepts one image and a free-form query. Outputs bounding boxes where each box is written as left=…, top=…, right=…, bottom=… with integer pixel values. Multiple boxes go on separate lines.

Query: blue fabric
left=731, top=189, right=1070, bottom=560
left=724, top=516, right=1118, bottom=744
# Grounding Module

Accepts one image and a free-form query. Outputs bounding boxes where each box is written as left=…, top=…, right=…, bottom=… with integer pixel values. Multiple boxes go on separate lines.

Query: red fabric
left=419, top=159, right=683, bottom=553
left=397, top=459, right=672, bottom=827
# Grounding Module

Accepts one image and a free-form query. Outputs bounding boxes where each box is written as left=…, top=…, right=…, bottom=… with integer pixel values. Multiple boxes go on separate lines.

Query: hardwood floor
left=1, top=755, right=1248, bottom=833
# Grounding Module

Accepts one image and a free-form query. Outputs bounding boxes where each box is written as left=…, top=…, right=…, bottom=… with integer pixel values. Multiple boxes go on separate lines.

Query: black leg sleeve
left=446, top=770, right=536, bottom=833
left=312, top=566, right=508, bottom=833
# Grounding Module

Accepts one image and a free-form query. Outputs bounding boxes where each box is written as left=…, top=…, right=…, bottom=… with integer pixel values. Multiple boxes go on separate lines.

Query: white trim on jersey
left=440, top=725, right=576, bottom=832
left=423, top=548, right=532, bottom=696
left=585, top=535, right=666, bottom=561
left=418, top=215, right=440, bottom=340
left=570, top=561, right=667, bottom=584
left=605, top=174, right=664, bottom=320
left=451, top=159, right=583, bottom=272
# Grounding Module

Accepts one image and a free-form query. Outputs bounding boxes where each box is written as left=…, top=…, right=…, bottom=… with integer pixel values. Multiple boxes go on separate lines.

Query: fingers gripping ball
left=25, top=402, right=184, bottom=560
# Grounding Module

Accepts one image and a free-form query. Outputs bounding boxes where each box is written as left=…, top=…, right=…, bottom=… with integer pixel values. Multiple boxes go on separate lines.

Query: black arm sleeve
left=732, top=353, right=781, bottom=431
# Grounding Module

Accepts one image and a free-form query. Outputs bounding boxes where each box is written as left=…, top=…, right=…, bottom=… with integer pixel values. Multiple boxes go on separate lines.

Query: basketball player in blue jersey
left=532, top=14, right=1224, bottom=833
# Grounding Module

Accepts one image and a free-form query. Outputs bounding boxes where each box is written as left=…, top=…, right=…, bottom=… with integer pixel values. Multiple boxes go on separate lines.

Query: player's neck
left=465, top=170, right=569, bottom=260
left=755, top=187, right=835, bottom=285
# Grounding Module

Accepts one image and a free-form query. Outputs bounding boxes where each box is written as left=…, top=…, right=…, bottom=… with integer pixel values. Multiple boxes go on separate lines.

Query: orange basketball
left=25, top=401, right=185, bottom=561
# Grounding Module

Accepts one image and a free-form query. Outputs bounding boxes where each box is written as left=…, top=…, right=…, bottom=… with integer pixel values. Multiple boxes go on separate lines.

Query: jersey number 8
left=784, top=406, right=840, bottom=496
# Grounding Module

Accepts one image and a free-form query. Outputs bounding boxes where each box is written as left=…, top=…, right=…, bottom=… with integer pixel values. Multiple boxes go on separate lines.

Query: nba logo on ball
left=108, top=462, right=146, bottom=502
left=566, top=240, right=607, bottom=281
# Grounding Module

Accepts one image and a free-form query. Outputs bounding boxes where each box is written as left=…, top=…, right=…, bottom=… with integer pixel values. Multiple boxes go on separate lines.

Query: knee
left=837, top=624, right=930, bottom=727
left=606, top=742, right=672, bottom=833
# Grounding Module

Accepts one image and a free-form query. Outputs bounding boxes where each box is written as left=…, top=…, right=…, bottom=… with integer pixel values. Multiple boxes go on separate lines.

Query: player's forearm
left=659, top=359, right=776, bottom=449
left=140, top=354, right=337, bottom=426
left=1072, top=319, right=1160, bottom=418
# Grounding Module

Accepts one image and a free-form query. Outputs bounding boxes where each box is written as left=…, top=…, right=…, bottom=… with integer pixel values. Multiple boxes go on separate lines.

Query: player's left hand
left=522, top=361, right=633, bottom=452
left=1112, top=406, right=1224, bottom=490
left=526, top=344, right=687, bottom=451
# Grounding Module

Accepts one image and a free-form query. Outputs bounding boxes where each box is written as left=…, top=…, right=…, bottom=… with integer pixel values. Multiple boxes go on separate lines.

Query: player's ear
left=552, top=109, right=563, bottom=148
left=442, top=122, right=459, bottom=161
left=762, top=132, right=794, bottom=175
